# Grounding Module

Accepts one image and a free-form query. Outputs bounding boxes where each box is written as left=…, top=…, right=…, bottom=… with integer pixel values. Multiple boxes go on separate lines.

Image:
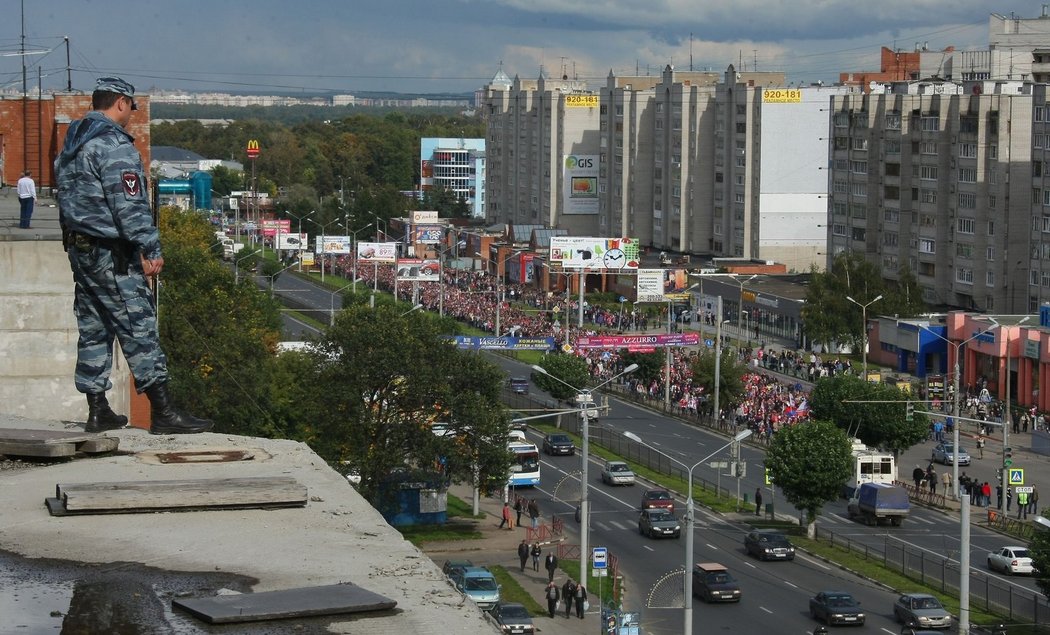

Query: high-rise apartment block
left=826, top=80, right=1035, bottom=313
left=419, top=137, right=486, bottom=218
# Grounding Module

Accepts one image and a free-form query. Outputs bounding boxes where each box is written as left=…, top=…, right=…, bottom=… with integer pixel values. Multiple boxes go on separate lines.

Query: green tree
left=809, top=375, right=928, bottom=454
left=765, top=420, right=854, bottom=538
left=209, top=165, right=242, bottom=196
left=156, top=208, right=288, bottom=437
left=298, top=304, right=510, bottom=509
left=690, top=347, right=747, bottom=412
left=1029, top=528, right=1050, bottom=597
left=531, top=354, right=592, bottom=402
left=619, top=351, right=664, bottom=386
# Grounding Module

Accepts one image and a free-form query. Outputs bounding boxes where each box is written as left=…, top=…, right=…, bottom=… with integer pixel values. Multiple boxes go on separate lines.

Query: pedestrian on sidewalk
left=1032, top=486, right=1040, bottom=514
left=912, top=465, right=924, bottom=490
left=996, top=483, right=1003, bottom=509
left=976, top=434, right=985, bottom=459
left=528, top=498, right=540, bottom=529
left=562, top=579, right=576, bottom=618
left=1007, top=487, right=1013, bottom=512
left=941, top=470, right=952, bottom=497
left=1018, top=490, right=1029, bottom=519
left=545, top=551, right=558, bottom=582
left=531, top=542, right=541, bottom=571
left=514, top=496, right=524, bottom=527
left=545, top=581, right=560, bottom=618
left=499, top=502, right=512, bottom=529
left=982, top=482, right=992, bottom=507
left=574, top=583, right=588, bottom=619
left=517, top=539, right=530, bottom=572
left=754, top=487, right=763, bottom=516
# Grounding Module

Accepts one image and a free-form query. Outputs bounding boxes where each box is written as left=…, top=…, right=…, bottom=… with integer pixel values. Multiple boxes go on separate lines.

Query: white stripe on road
left=608, top=520, right=628, bottom=530
left=643, top=545, right=655, bottom=552
left=759, top=606, right=773, bottom=614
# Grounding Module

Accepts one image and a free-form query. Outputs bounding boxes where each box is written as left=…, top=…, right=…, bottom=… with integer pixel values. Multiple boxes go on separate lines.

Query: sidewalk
left=422, top=484, right=592, bottom=635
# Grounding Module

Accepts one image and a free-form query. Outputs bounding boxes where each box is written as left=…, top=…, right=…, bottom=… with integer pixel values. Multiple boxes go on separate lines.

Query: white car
left=987, top=546, right=1036, bottom=575
left=601, top=460, right=636, bottom=486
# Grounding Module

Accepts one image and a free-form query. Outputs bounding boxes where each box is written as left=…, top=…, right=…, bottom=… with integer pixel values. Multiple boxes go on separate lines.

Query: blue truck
left=846, top=482, right=910, bottom=527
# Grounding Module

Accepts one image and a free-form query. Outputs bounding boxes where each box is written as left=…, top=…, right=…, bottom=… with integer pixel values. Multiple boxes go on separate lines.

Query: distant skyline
left=1, top=1, right=1038, bottom=96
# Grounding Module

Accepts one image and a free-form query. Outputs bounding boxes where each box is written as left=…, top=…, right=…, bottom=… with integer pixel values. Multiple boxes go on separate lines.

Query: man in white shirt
left=17, top=170, right=36, bottom=229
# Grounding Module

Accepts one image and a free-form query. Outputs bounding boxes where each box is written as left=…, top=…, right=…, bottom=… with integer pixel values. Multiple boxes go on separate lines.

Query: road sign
left=591, top=568, right=608, bottom=577
left=592, top=546, right=608, bottom=569
left=1008, top=469, right=1024, bottom=486
left=705, top=339, right=714, bottom=348
left=709, top=461, right=730, bottom=469
left=765, top=467, right=774, bottom=485
left=1016, top=486, right=1034, bottom=494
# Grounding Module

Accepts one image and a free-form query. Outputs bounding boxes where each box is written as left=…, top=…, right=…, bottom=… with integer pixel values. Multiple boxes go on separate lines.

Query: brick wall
left=0, top=94, right=151, bottom=188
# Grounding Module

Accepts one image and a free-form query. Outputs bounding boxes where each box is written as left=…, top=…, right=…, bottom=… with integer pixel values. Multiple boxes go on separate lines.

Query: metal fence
left=813, top=525, right=1050, bottom=625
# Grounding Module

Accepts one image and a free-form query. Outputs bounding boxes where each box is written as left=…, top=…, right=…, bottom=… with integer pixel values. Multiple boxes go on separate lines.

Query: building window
left=958, top=192, right=976, bottom=209
left=959, top=167, right=977, bottom=183
left=834, top=181, right=848, bottom=194
left=988, top=220, right=995, bottom=235
left=919, top=238, right=936, bottom=254
left=852, top=137, right=869, bottom=150
left=885, top=113, right=901, bottom=130
left=851, top=204, right=867, bottom=219
left=920, top=141, right=938, bottom=154
left=960, top=143, right=977, bottom=158
left=1038, top=106, right=1046, bottom=122
left=921, top=117, right=940, bottom=132
left=957, top=217, right=975, bottom=234
left=850, top=160, right=868, bottom=174
left=883, top=232, right=898, bottom=246
left=834, top=112, right=849, bottom=127
left=956, top=267, right=973, bottom=284
left=920, top=165, right=938, bottom=180
left=956, top=242, right=973, bottom=258
left=851, top=227, right=866, bottom=241
left=986, top=270, right=995, bottom=287
left=832, top=224, right=848, bottom=236
left=850, top=182, right=867, bottom=197
left=884, top=208, right=899, bottom=223
left=987, top=246, right=995, bottom=261
left=920, top=189, right=937, bottom=204
left=885, top=139, right=901, bottom=154
left=833, top=202, right=848, bottom=217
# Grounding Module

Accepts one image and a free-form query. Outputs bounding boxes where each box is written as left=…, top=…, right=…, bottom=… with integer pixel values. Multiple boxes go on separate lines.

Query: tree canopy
left=809, top=374, right=928, bottom=454
left=689, top=346, right=747, bottom=411
left=765, top=420, right=854, bottom=537
left=531, top=354, right=593, bottom=402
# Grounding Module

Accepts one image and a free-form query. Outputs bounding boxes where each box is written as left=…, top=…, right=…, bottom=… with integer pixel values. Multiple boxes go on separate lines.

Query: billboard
left=549, top=237, right=640, bottom=270
left=412, top=210, right=439, bottom=224
left=315, top=235, right=350, bottom=254
left=506, top=253, right=535, bottom=284
left=636, top=269, right=665, bottom=303
left=413, top=224, right=444, bottom=244
left=575, top=332, right=699, bottom=350
left=762, top=88, right=802, bottom=103
left=357, top=242, right=398, bottom=263
left=565, top=94, right=599, bottom=108
left=261, top=219, right=291, bottom=237
left=450, top=336, right=555, bottom=351
left=396, top=258, right=440, bottom=282
left=563, top=155, right=599, bottom=215
left=275, top=232, right=309, bottom=250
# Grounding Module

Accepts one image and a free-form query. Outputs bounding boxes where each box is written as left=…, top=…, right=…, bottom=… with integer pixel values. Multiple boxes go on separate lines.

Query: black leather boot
left=85, top=393, right=128, bottom=433
left=145, top=382, right=213, bottom=434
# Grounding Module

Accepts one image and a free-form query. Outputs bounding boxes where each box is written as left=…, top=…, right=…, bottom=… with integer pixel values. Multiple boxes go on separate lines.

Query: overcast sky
left=2, top=1, right=1039, bottom=96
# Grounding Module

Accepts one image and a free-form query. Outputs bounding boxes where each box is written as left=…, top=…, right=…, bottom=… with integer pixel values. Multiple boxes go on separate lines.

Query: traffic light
left=905, top=401, right=915, bottom=421
left=1004, top=447, right=1013, bottom=468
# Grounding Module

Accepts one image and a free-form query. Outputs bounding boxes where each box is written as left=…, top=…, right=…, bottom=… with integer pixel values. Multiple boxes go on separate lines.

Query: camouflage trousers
left=68, top=243, right=167, bottom=394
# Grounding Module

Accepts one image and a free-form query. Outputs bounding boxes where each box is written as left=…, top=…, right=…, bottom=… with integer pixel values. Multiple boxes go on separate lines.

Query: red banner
left=575, top=332, right=700, bottom=350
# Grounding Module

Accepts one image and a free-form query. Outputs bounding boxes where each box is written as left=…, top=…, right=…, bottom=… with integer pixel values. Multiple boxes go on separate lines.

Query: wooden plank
left=0, top=428, right=99, bottom=444
left=0, top=441, right=75, bottom=458
left=56, top=477, right=307, bottom=511
left=172, top=583, right=397, bottom=624
left=45, top=496, right=305, bottom=516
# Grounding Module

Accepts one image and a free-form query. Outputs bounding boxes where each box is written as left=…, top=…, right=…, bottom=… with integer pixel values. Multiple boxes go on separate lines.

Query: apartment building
left=826, top=80, right=1034, bottom=313
left=419, top=137, right=486, bottom=218
left=483, top=70, right=602, bottom=236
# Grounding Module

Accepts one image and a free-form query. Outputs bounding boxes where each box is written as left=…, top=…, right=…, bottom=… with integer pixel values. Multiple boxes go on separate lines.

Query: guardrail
left=814, top=525, right=1050, bottom=625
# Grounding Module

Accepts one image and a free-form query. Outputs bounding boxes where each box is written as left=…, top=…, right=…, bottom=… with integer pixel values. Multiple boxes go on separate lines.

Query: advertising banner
left=261, top=219, right=291, bottom=237
left=357, top=242, right=398, bottom=263
left=565, top=94, right=599, bottom=108
left=506, top=253, right=535, bottom=284
left=563, top=155, right=599, bottom=215
left=762, top=88, right=802, bottom=103
left=412, top=210, right=439, bottom=224
left=663, top=269, right=691, bottom=300
left=450, top=336, right=555, bottom=351
left=275, top=232, right=309, bottom=250
left=636, top=269, right=665, bottom=303
left=549, top=237, right=640, bottom=270
left=413, top=224, right=444, bottom=244
left=396, top=258, right=440, bottom=282
left=315, top=235, right=351, bottom=254
left=575, top=332, right=699, bottom=350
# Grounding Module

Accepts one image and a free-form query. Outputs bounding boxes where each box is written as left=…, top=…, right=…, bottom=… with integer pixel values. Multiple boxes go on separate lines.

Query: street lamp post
left=284, top=210, right=315, bottom=271
left=733, top=275, right=757, bottom=341
left=531, top=363, right=639, bottom=605
left=233, top=249, right=261, bottom=285
left=399, top=303, right=424, bottom=317
left=623, top=428, right=753, bottom=635
left=349, top=222, right=373, bottom=294
left=845, top=294, right=883, bottom=380
left=267, top=261, right=300, bottom=298
left=310, top=217, right=344, bottom=284
left=329, top=281, right=356, bottom=326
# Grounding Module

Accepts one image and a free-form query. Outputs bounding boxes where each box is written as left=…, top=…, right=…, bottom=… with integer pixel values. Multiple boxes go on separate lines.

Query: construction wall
left=0, top=93, right=151, bottom=189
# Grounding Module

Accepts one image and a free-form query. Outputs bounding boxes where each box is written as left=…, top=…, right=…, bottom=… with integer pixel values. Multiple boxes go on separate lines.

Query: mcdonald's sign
left=246, top=139, right=260, bottom=159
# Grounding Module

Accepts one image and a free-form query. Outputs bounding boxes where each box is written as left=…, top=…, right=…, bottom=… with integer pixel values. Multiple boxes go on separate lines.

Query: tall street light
left=845, top=294, right=883, bottom=380
left=310, top=216, right=344, bottom=284
left=285, top=210, right=315, bottom=271
left=733, top=274, right=757, bottom=341
left=918, top=320, right=1000, bottom=635
left=399, top=303, right=424, bottom=317
left=267, top=261, right=301, bottom=298
left=623, top=428, right=753, bottom=635
left=531, top=363, right=639, bottom=598
left=233, top=248, right=261, bottom=285
left=349, top=222, right=373, bottom=293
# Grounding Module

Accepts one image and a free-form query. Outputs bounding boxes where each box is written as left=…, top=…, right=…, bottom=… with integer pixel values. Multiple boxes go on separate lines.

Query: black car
left=493, top=602, right=535, bottom=634
left=744, top=529, right=796, bottom=561
left=810, top=591, right=865, bottom=626
left=508, top=377, right=530, bottom=394
left=692, top=563, right=741, bottom=602
left=542, top=433, right=575, bottom=456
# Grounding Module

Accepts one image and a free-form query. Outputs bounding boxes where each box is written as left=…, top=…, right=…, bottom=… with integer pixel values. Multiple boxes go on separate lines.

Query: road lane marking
left=796, top=554, right=829, bottom=570
left=706, top=543, right=717, bottom=550
left=608, top=521, right=628, bottom=530
left=759, top=606, right=772, bottom=614
left=782, top=580, right=799, bottom=588
left=643, top=545, right=655, bottom=552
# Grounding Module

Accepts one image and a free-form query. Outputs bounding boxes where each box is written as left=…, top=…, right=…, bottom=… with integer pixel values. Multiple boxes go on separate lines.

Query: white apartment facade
left=827, top=80, right=1035, bottom=313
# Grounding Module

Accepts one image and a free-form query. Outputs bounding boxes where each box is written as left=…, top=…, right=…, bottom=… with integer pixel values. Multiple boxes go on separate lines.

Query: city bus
left=843, top=438, right=897, bottom=497
left=507, top=441, right=541, bottom=487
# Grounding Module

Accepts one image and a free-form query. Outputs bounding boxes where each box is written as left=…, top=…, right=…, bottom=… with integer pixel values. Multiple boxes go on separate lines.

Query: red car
left=641, top=488, right=675, bottom=514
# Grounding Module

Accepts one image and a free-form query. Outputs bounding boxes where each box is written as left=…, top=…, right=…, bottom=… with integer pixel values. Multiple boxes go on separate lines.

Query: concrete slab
left=172, top=583, right=396, bottom=624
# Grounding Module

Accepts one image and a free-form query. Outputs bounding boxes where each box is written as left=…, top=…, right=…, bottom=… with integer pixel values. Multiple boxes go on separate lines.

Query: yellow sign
left=763, top=89, right=802, bottom=103
left=565, top=94, right=598, bottom=108
left=765, top=467, right=773, bottom=485
left=1009, top=469, right=1024, bottom=486
left=246, top=138, right=261, bottom=158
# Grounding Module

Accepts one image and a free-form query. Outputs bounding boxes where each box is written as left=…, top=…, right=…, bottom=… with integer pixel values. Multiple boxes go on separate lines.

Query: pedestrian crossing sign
left=1008, top=468, right=1024, bottom=486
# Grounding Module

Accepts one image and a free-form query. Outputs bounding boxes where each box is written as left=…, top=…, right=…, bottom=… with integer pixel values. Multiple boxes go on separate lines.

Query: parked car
left=493, top=602, right=535, bottom=634
left=692, top=563, right=741, bottom=602
left=640, top=488, right=675, bottom=513
left=542, top=433, right=575, bottom=456
left=508, top=377, right=530, bottom=394
left=442, top=559, right=474, bottom=584
left=987, top=546, right=1036, bottom=575
left=744, top=529, right=796, bottom=561
left=809, top=591, right=865, bottom=626
left=892, top=593, right=952, bottom=629
left=638, top=508, right=681, bottom=538
left=455, top=566, right=501, bottom=611
left=600, top=460, right=636, bottom=486
left=931, top=442, right=971, bottom=466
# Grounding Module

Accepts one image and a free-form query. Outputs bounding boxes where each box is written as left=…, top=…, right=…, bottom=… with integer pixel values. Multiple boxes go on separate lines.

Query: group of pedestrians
left=544, top=577, right=587, bottom=619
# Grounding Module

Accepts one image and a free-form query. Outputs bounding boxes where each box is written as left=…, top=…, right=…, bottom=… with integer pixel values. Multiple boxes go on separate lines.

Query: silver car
left=893, top=593, right=952, bottom=629
left=931, top=442, right=970, bottom=466
left=601, top=460, right=636, bottom=486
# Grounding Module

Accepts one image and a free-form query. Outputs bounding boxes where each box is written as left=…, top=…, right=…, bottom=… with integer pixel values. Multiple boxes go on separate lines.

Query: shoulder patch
left=122, top=172, right=141, bottom=197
